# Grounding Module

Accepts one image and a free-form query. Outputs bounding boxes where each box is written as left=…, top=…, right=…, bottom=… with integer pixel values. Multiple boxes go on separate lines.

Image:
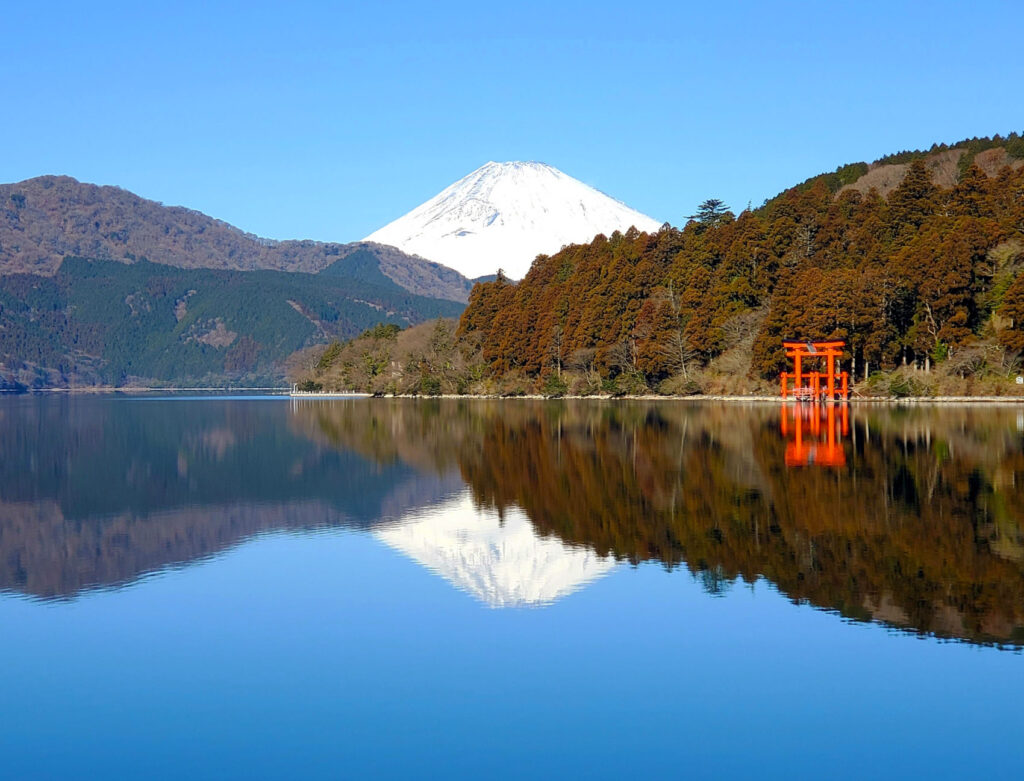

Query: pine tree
left=888, top=159, right=938, bottom=234
left=692, top=199, right=731, bottom=228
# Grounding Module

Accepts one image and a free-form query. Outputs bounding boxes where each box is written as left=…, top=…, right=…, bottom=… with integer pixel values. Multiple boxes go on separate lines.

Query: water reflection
left=1, top=395, right=1023, bottom=647
left=302, top=399, right=1024, bottom=646
left=0, top=395, right=462, bottom=599
left=374, top=491, right=616, bottom=608
left=780, top=403, right=848, bottom=467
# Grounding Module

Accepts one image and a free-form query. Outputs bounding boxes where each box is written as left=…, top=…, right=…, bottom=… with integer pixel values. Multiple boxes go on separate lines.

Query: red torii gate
left=780, top=340, right=848, bottom=402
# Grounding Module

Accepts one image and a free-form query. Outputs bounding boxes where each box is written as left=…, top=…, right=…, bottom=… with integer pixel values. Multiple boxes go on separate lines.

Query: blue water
left=0, top=396, right=1020, bottom=779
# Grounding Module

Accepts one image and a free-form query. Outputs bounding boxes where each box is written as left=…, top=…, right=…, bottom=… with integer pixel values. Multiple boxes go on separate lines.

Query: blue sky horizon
left=5, top=0, right=1023, bottom=242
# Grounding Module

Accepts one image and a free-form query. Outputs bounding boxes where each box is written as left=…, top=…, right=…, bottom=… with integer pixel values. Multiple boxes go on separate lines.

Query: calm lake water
left=1, top=395, right=1022, bottom=778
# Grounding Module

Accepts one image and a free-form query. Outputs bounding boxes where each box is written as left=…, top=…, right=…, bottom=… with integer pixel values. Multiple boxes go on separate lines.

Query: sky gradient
left=5, top=0, right=1023, bottom=242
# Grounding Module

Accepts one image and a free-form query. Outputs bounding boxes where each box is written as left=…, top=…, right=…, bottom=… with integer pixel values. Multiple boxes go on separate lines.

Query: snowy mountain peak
left=373, top=491, right=618, bottom=608
left=364, top=161, right=661, bottom=279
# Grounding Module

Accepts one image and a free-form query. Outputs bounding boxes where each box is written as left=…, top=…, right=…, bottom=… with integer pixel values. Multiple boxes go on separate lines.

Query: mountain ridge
left=0, top=175, right=473, bottom=302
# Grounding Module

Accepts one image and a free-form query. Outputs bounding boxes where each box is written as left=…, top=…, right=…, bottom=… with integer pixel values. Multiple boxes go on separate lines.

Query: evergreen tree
left=888, top=159, right=938, bottom=234
left=692, top=199, right=731, bottom=228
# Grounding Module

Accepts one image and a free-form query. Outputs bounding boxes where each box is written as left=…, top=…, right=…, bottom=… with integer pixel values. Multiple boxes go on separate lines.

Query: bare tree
left=656, top=282, right=697, bottom=378
left=657, top=329, right=697, bottom=378
left=569, top=347, right=602, bottom=391
left=550, top=324, right=565, bottom=379
left=610, top=337, right=639, bottom=375
left=795, top=220, right=818, bottom=259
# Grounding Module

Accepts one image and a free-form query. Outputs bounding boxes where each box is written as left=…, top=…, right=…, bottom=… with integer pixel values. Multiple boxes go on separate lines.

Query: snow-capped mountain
left=373, top=490, right=618, bottom=608
left=364, top=161, right=661, bottom=279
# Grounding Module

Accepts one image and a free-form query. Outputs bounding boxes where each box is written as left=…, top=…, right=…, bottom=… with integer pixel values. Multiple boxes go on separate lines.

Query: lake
left=0, top=395, right=1022, bottom=778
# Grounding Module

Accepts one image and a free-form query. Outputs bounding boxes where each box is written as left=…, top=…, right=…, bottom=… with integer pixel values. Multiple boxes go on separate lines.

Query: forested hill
left=451, top=133, right=1024, bottom=397
left=0, top=175, right=473, bottom=302
left=781, top=134, right=1024, bottom=201
left=0, top=257, right=462, bottom=389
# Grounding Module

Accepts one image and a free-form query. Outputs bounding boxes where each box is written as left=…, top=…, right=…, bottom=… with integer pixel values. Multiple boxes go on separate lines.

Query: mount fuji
left=364, top=161, right=661, bottom=279
left=373, top=490, right=617, bottom=608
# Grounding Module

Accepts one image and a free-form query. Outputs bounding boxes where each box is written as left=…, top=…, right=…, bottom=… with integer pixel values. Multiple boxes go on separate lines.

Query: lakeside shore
left=0, top=386, right=290, bottom=394
left=292, top=391, right=1024, bottom=404
left=5, top=387, right=1024, bottom=404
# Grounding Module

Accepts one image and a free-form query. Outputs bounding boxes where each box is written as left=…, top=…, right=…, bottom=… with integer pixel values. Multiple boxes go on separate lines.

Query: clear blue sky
left=5, top=0, right=1022, bottom=241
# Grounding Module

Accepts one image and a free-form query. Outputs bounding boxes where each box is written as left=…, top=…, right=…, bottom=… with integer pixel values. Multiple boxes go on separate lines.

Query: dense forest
left=0, top=256, right=462, bottom=388
left=301, top=399, right=1024, bottom=646
left=303, top=134, right=1024, bottom=397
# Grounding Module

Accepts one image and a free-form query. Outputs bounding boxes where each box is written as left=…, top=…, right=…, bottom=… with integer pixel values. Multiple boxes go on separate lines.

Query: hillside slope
left=455, top=135, right=1024, bottom=395
left=0, top=176, right=473, bottom=302
left=0, top=257, right=462, bottom=388
left=781, top=134, right=1024, bottom=201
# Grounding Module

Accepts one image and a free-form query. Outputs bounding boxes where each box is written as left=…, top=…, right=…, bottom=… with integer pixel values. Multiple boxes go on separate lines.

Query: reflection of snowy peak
left=373, top=491, right=617, bottom=608
left=364, top=161, right=661, bottom=279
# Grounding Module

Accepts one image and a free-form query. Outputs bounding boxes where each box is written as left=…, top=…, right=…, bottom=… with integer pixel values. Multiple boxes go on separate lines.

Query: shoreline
left=4, top=387, right=1024, bottom=404
left=0, top=386, right=290, bottom=394
left=293, top=392, right=1024, bottom=404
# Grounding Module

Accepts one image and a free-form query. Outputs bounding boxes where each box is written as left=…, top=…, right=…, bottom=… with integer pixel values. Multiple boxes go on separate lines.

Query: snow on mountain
left=373, top=490, right=618, bottom=608
left=364, top=161, right=661, bottom=279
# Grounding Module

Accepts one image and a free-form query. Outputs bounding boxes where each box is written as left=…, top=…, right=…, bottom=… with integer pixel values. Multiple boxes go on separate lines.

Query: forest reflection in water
left=0, top=395, right=1022, bottom=648
left=298, top=398, right=1024, bottom=647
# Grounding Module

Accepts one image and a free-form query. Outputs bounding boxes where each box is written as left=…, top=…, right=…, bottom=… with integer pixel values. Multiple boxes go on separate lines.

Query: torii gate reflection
left=779, top=403, right=849, bottom=467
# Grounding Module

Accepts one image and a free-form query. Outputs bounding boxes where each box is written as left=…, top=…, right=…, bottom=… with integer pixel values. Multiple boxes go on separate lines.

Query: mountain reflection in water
left=1, top=396, right=1023, bottom=647
left=0, top=396, right=462, bottom=599
left=375, top=491, right=617, bottom=608
left=300, top=398, right=1024, bottom=646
